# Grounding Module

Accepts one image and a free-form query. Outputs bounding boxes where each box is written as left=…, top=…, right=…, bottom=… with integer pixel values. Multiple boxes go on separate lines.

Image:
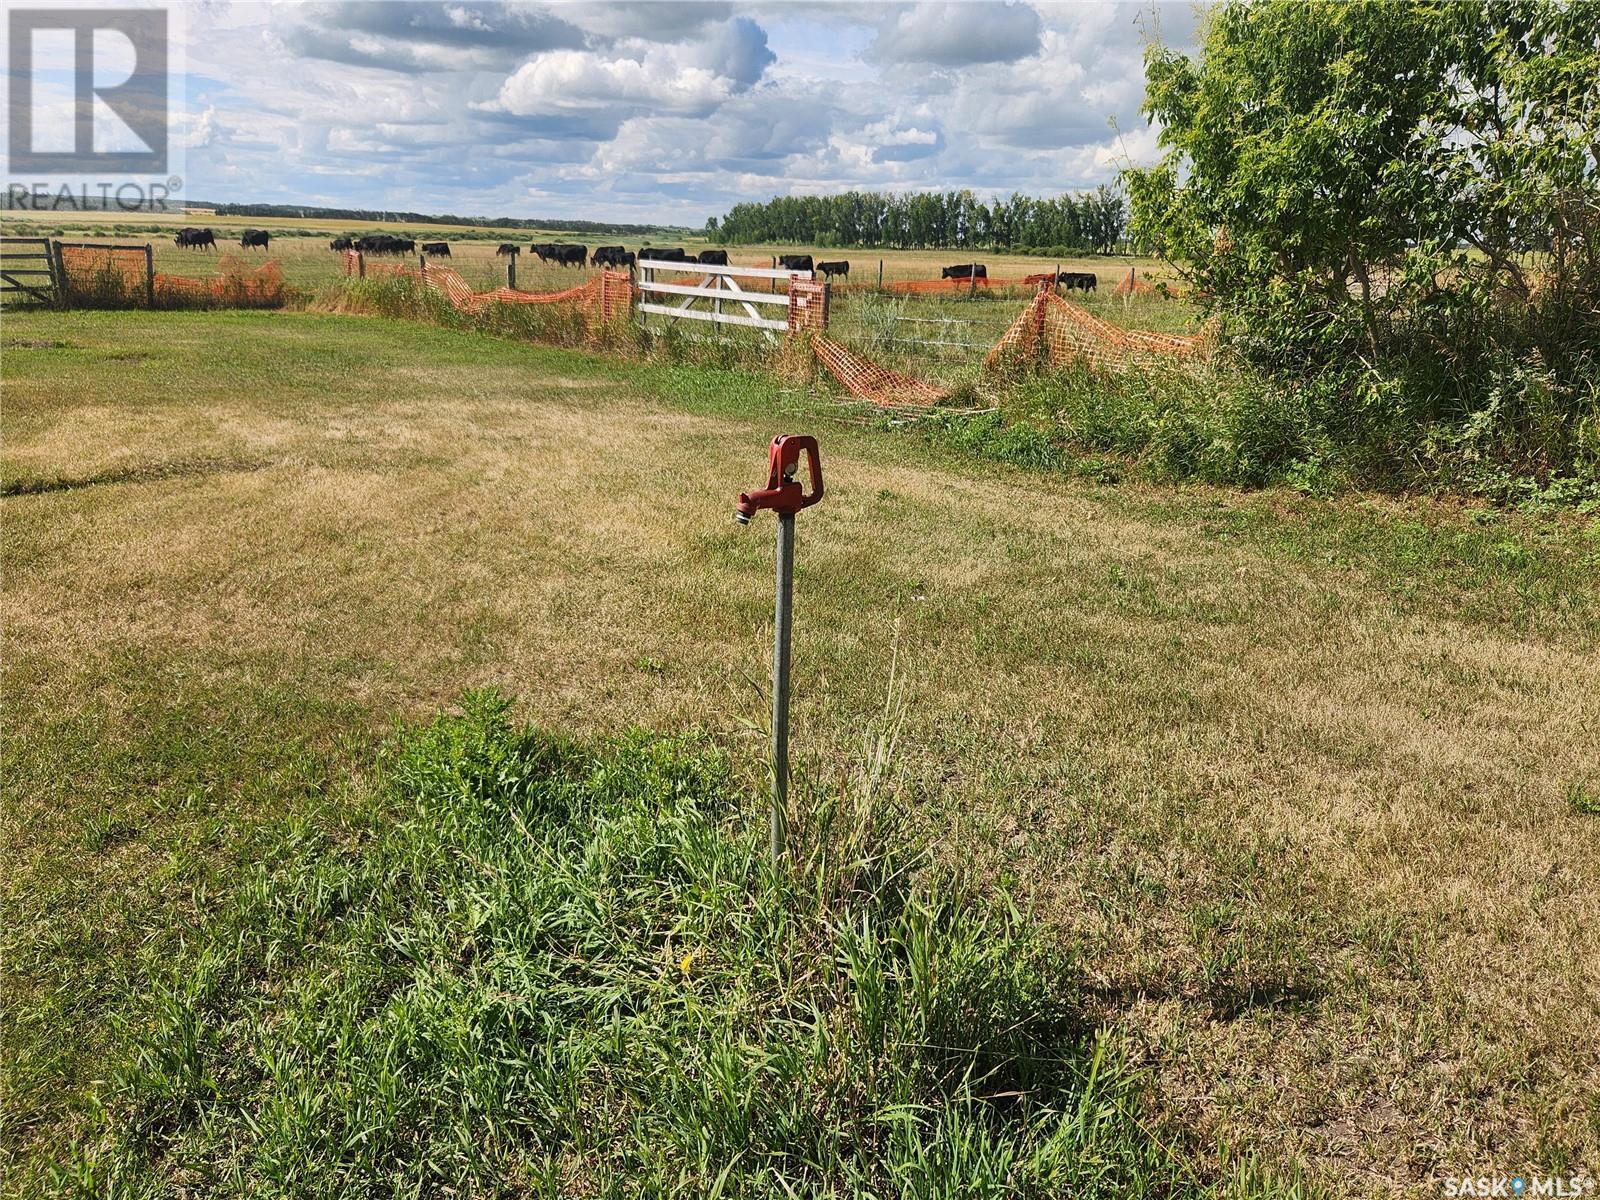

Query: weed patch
left=56, top=692, right=1198, bottom=1198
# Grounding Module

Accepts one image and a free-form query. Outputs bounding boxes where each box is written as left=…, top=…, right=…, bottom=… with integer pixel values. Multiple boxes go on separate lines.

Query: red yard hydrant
left=734, top=434, right=823, bottom=524
left=735, top=435, right=824, bottom=860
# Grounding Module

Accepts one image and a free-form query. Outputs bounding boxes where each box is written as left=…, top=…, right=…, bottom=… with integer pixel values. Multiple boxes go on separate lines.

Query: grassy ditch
left=50, top=691, right=1240, bottom=1198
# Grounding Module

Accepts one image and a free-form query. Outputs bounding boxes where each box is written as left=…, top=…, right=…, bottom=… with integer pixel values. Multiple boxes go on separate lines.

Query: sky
left=113, top=1, right=1200, bottom=223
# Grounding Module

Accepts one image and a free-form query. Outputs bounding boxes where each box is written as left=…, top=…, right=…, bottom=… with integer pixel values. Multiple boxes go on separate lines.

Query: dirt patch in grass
left=1, top=455, right=274, bottom=497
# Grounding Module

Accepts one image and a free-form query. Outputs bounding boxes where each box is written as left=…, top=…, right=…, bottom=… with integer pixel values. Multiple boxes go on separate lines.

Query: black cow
left=640, top=247, right=689, bottom=263
left=778, top=254, right=813, bottom=272
left=174, top=227, right=216, bottom=250
left=697, top=249, right=729, bottom=266
left=496, top=243, right=520, bottom=257
left=529, top=243, right=585, bottom=266
left=941, top=263, right=987, bottom=279
left=1057, top=271, right=1096, bottom=293
left=356, top=234, right=414, bottom=255
left=240, top=229, right=271, bottom=250
left=330, top=236, right=355, bottom=252
left=421, top=242, right=451, bottom=257
left=816, top=260, right=849, bottom=279
left=591, top=245, right=635, bottom=268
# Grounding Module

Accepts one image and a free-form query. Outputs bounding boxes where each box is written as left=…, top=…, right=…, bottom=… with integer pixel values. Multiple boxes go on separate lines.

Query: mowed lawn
left=3, top=309, right=1598, bottom=1191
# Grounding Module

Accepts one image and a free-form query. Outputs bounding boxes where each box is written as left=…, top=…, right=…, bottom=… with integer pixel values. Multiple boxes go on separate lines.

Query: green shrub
left=1128, top=0, right=1600, bottom=496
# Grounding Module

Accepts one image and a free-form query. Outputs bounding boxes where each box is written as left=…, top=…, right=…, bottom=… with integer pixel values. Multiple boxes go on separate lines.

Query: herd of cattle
left=166, top=227, right=1096, bottom=290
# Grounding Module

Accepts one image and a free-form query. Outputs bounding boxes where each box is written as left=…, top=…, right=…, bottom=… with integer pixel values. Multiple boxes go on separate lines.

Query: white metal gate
left=637, top=259, right=807, bottom=340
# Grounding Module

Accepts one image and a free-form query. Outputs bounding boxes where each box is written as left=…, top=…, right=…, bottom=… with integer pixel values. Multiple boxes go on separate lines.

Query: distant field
left=2, top=215, right=1180, bottom=322
left=3, top=308, right=1596, bottom=1194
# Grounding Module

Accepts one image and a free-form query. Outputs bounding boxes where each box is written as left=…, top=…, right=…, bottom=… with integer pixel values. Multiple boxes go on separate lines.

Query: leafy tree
left=1126, top=0, right=1599, bottom=487
left=708, top=188, right=1128, bottom=255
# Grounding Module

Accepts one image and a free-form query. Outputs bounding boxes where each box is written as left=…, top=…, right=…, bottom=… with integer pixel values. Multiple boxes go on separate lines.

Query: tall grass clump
left=317, top=273, right=637, bottom=353
left=57, top=259, right=146, bottom=310
left=316, top=271, right=461, bottom=327
left=1013, top=361, right=1339, bottom=490
left=943, top=353, right=1597, bottom=503
left=52, top=690, right=1201, bottom=1199
left=643, top=317, right=779, bottom=375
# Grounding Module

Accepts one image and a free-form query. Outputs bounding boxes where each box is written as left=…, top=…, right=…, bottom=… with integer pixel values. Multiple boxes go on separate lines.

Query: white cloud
left=870, top=2, right=1042, bottom=66
left=485, top=51, right=732, bottom=117
left=169, top=1, right=1196, bottom=223
left=477, top=16, right=772, bottom=125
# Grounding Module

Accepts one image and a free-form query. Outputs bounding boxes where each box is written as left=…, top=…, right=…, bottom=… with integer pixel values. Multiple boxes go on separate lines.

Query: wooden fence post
left=357, top=251, right=365, bottom=278
left=48, top=239, right=66, bottom=308
left=968, top=262, right=977, bottom=298
left=507, top=256, right=516, bottom=290
left=877, top=259, right=883, bottom=290
left=144, top=243, right=154, bottom=307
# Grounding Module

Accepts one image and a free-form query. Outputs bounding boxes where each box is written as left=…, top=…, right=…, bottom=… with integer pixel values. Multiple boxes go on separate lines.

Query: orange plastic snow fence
left=812, top=336, right=949, bottom=408
left=985, top=287, right=1199, bottom=371
left=816, top=284, right=1202, bottom=408
left=347, top=250, right=633, bottom=326
left=58, top=245, right=285, bottom=307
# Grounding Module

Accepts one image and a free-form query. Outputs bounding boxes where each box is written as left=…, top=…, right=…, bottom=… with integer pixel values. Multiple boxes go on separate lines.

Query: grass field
left=2, top=214, right=1182, bottom=315
left=3, top=308, right=1598, bottom=1193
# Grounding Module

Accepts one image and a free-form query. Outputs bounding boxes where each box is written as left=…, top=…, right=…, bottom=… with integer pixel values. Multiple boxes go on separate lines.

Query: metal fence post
left=144, top=243, right=154, bottom=307
left=877, top=258, right=884, bottom=289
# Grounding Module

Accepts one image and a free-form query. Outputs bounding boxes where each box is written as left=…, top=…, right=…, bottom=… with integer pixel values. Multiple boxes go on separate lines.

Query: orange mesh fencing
left=835, top=274, right=1042, bottom=295
left=819, top=284, right=1201, bottom=408
left=58, top=245, right=145, bottom=302
left=788, top=280, right=829, bottom=333
left=1112, top=271, right=1157, bottom=298
left=813, top=335, right=948, bottom=407
left=985, top=288, right=1199, bottom=370
left=160, top=257, right=284, bottom=307
left=59, top=245, right=285, bottom=307
left=346, top=250, right=634, bottom=337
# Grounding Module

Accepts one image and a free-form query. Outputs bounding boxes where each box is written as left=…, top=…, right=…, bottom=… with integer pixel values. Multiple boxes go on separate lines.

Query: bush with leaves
left=1127, top=0, right=1600, bottom=496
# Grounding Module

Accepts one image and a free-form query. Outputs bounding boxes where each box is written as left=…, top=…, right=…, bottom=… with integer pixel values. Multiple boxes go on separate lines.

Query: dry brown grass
left=2, top=308, right=1597, bottom=1192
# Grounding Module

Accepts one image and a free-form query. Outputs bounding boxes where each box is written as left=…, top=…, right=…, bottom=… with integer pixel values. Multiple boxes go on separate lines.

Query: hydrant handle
left=735, top=434, right=824, bottom=522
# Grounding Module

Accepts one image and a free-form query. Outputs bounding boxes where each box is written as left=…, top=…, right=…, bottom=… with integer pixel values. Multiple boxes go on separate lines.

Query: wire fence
left=56, top=243, right=287, bottom=308
left=37, top=243, right=1208, bottom=413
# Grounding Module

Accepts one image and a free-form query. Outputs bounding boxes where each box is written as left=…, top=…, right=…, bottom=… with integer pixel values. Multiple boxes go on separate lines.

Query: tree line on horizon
left=207, top=202, right=689, bottom=238
left=705, top=186, right=1128, bottom=255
